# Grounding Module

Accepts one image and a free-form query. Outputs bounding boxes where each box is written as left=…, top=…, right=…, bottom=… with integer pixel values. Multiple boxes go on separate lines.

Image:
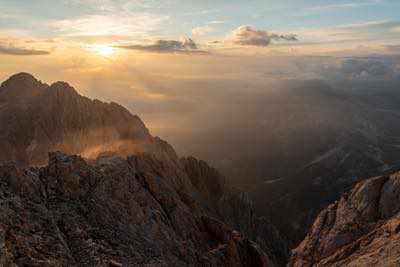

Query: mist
left=2, top=51, right=399, bottom=187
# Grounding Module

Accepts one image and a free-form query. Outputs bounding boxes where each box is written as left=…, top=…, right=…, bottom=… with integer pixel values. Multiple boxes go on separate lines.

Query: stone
left=291, top=171, right=400, bottom=266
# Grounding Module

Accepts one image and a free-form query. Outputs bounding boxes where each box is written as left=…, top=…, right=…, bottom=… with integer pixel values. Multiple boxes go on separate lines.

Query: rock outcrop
left=291, top=172, right=400, bottom=266
left=0, top=73, right=172, bottom=167
left=220, top=190, right=289, bottom=267
left=0, top=73, right=287, bottom=266
left=0, top=152, right=275, bottom=266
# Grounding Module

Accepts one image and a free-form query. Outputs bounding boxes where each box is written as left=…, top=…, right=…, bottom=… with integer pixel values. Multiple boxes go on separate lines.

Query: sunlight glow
left=89, top=45, right=115, bottom=57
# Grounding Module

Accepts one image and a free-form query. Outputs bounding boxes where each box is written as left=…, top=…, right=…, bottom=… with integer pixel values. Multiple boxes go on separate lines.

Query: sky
left=0, top=0, right=400, bottom=148
left=1, top=0, right=400, bottom=53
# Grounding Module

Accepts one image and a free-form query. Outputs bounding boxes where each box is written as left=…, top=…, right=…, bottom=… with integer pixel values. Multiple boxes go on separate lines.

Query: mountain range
left=1, top=73, right=400, bottom=266
left=0, top=73, right=288, bottom=266
left=170, top=78, right=400, bottom=243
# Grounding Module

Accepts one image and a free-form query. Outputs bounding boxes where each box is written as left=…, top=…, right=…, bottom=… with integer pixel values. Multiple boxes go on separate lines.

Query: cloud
left=0, top=45, right=50, bottom=56
left=230, top=26, right=298, bottom=47
left=117, top=38, right=207, bottom=54
left=52, top=13, right=169, bottom=38
left=302, top=0, right=382, bottom=14
left=64, top=0, right=116, bottom=11
left=209, top=21, right=225, bottom=25
left=298, top=20, right=400, bottom=44
left=192, top=25, right=215, bottom=36
left=341, top=20, right=400, bottom=31
left=320, top=57, right=400, bottom=81
left=192, top=20, right=225, bottom=37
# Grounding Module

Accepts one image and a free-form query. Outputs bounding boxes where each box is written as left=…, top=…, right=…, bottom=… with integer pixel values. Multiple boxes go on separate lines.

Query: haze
left=1, top=0, right=400, bottom=183
left=3, top=1, right=400, bottom=264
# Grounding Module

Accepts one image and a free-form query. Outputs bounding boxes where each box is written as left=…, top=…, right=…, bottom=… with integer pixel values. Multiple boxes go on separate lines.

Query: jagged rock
left=379, top=173, right=400, bottom=218
left=291, top=171, right=400, bottom=266
left=0, top=73, right=168, bottom=167
left=201, top=216, right=275, bottom=267
left=0, top=73, right=288, bottom=266
left=0, top=152, right=279, bottom=266
left=220, top=190, right=289, bottom=266
left=181, top=156, right=225, bottom=201
left=0, top=72, right=47, bottom=102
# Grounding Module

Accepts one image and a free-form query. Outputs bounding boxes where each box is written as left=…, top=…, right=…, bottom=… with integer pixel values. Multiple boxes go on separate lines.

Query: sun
left=89, top=44, right=115, bottom=57
left=97, top=45, right=114, bottom=57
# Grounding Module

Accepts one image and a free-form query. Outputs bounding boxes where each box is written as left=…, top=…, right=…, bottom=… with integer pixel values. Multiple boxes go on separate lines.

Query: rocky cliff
left=0, top=73, right=173, bottom=167
left=0, top=73, right=287, bottom=266
left=291, top=172, right=400, bottom=266
left=0, top=151, right=280, bottom=266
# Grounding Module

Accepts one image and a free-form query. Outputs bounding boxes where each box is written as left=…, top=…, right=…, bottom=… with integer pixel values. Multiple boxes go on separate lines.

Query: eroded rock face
left=0, top=73, right=287, bottom=266
left=0, top=152, right=277, bottom=266
left=291, top=172, right=400, bottom=266
left=180, top=156, right=225, bottom=201
left=220, top=191, right=289, bottom=267
left=0, top=73, right=172, bottom=167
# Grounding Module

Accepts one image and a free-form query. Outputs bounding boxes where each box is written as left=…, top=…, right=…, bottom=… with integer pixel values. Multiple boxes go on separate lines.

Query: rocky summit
left=291, top=172, right=400, bottom=266
left=0, top=73, right=287, bottom=266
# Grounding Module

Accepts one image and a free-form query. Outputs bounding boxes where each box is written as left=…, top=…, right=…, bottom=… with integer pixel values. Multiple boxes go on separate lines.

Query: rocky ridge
left=0, top=73, right=287, bottom=266
left=0, top=151, right=279, bottom=266
left=0, top=73, right=171, bottom=167
left=291, top=171, right=400, bottom=266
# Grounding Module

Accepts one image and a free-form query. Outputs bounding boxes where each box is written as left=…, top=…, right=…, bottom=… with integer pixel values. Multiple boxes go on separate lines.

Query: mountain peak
left=7, top=72, right=36, bottom=80
left=23, top=81, right=79, bottom=102
left=49, top=81, right=78, bottom=95
left=0, top=72, right=47, bottom=102
left=1, top=72, right=41, bottom=87
left=50, top=81, right=73, bottom=88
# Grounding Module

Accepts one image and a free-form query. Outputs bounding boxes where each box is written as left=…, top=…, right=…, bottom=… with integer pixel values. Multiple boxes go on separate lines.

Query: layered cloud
left=191, top=21, right=224, bottom=37
left=301, top=0, right=383, bottom=15
left=192, top=25, right=215, bottom=36
left=298, top=20, right=400, bottom=44
left=229, top=26, right=298, bottom=47
left=0, top=44, right=50, bottom=56
left=117, top=38, right=207, bottom=54
left=52, top=13, right=169, bottom=38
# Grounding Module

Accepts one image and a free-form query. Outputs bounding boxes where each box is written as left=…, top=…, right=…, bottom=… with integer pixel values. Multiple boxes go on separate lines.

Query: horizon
left=1, top=0, right=400, bottom=166
left=2, top=1, right=400, bottom=266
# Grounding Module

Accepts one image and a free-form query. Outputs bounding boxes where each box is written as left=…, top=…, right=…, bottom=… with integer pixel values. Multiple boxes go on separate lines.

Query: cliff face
left=291, top=172, right=400, bottom=266
left=0, top=73, right=170, bottom=167
left=0, top=73, right=287, bottom=266
left=0, top=152, right=276, bottom=266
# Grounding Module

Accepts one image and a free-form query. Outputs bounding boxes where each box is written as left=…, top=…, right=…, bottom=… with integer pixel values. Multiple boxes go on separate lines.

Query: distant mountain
left=0, top=73, right=288, bottom=266
left=291, top=171, right=400, bottom=266
left=191, top=79, right=400, bottom=244
left=256, top=80, right=400, bottom=244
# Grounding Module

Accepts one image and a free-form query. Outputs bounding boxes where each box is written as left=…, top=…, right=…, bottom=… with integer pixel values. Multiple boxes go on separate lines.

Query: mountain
left=184, top=79, right=400, bottom=244
left=263, top=80, right=400, bottom=243
left=0, top=73, right=288, bottom=266
left=0, top=152, right=275, bottom=266
left=0, top=72, right=173, bottom=167
left=291, top=171, right=400, bottom=266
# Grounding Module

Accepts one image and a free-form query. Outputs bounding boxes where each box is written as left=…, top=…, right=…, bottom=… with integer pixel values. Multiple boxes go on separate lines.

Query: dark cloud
left=231, top=26, right=298, bottom=47
left=0, top=45, right=50, bottom=56
left=117, top=38, right=207, bottom=54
